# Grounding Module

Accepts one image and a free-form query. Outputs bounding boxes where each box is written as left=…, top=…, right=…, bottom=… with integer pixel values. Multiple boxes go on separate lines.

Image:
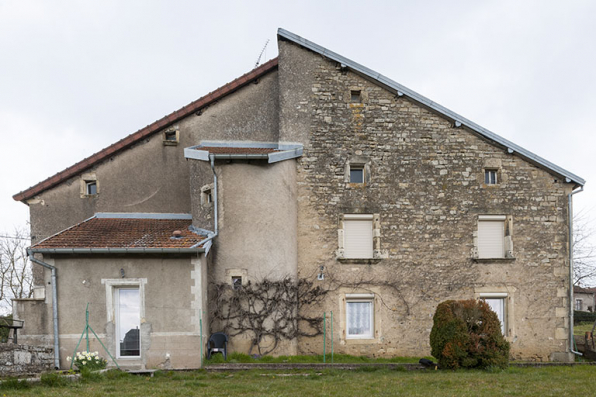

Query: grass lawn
left=205, top=352, right=430, bottom=364
left=574, top=321, right=595, bottom=335
left=2, top=365, right=596, bottom=397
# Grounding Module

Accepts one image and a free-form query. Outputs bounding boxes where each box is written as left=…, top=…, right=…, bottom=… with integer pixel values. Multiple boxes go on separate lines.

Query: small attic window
left=86, top=181, right=97, bottom=195
left=163, top=129, right=179, bottom=146
left=485, top=169, right=498, bottom=185
left=351, top=90, right=361, bottom=103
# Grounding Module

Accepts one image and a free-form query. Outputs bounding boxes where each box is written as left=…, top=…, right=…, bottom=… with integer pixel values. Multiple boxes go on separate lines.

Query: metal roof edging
left=277, top=28, right=585, bottom=186
left=28, top=247, right=205, bottom=255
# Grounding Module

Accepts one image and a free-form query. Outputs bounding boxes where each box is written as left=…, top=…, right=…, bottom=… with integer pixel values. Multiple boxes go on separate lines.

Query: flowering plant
left=66, top=351, right=107, bottom=371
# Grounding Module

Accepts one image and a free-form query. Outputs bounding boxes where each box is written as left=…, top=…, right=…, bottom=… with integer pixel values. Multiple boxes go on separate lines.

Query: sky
left=0, top=0, right=594, bottom=258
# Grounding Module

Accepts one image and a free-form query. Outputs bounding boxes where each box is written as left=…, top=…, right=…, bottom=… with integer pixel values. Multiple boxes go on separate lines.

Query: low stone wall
left=0, top=344, right=54, bottom=376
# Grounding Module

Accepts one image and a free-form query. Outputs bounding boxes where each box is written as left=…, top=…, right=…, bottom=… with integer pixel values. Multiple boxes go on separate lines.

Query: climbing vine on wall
left=209, top=277, right=329, bottom=356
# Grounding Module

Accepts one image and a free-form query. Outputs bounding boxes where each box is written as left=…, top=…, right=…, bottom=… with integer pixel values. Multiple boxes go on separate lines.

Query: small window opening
left=350, top=165, right=364, bottom=183
left=350, top=90, right=361, bottom=103
left=202, top=187, right=213, bottom=206
left=232, top=276, right=242, bottom=290
left=206, top=190, right=213, bottom=203
left=164, top=131, right=177, bottom=141
left=86, top=181, right=97, bottom=195
left=163, top=129, right=179, bottom=145
left=485, top=169, right=497, bottom=185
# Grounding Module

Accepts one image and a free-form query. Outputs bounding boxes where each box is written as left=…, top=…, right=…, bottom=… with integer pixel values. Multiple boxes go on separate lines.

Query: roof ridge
left=13, top=58, right=279, bottom=202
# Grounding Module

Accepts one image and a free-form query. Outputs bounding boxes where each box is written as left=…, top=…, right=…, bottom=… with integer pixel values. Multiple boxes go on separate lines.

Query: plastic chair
left=207, top=332, right=228, bottom=360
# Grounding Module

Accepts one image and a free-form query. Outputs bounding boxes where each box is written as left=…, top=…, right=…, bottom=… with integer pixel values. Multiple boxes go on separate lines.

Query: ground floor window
left=346, top=295, right=374, bottom=339
left=482, top=294, right=507, bottom=336
left=576, top=299, right=583, bottom=311
left=116, top=288, right=140, bottom=357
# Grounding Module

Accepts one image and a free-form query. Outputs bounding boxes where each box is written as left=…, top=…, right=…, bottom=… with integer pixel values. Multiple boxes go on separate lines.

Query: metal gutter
left=95, top=213, right=192, bottom=220
left=28, top=247, right=205, bottom=255
left=26, top=250, right=60, bottom=369
left=569, top=186, right=584, bottom=356
left=277, top=28, right=585, bottom=187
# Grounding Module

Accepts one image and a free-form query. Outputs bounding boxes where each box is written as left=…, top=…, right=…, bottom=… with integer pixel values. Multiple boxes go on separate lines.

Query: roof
left=574, top=286, right=596, bottom=294
left=278, top=28, right=585, bottom=187
left=30, top=213, right=208, bottom=253
left=184, top=141, right=303, bottom=163
left=13, top=58, right=279, bottom=202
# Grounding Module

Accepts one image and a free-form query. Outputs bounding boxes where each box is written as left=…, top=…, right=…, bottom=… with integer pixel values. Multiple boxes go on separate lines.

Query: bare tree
left=0, top=229, right=33, bottom=314
left=573, top=210, right=596, bottom=287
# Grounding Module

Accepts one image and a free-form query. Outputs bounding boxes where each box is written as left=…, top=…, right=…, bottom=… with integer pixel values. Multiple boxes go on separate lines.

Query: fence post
left=323, top=312, right=326, bottom=363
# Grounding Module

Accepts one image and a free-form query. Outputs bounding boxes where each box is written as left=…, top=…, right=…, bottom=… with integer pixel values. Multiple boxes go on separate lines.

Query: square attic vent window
left=163, top=130, right=179, bottom=145
left=86, top=181, right=97, bottom=195
left=349, top=165, right=364, bottom=183
left=350, top=90, right=361, bottom=103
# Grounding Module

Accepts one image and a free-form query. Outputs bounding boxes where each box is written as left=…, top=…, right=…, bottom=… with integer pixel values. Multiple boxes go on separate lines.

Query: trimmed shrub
left=430, top=299, right=510, bottom=369
left=574, top=310, right=596, bottom=324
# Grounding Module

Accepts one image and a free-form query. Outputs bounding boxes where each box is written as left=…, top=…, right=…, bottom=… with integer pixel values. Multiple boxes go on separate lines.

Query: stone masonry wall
left=279, top=41, right=574, bottom=361
left=0, top=344, right=53, bottom=376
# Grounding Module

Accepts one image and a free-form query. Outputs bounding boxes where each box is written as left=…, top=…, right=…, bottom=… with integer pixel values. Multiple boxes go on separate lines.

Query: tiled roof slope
left=13, top=58, right=279, bottom=202
left=32, top=217, right=205, bottom=249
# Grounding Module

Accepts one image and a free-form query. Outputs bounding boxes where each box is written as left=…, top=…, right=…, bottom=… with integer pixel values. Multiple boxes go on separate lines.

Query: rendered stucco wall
left=278, top=39, right=574, bottom=362
left=16, top=255, right=209, bottom=370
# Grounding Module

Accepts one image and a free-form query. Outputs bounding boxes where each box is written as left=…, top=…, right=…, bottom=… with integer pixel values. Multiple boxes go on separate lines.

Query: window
left=116, top=288, right=140, bottom=358
left=232, top=276, right=242, bottom=290
left=343, top=214, right=373, bottom=259
left=86, top=181, right=97, bottom=195
left=349, top=165, right=364, bottom=183
left=485, top=169, right=497, bottom=185
left=477, top=215, right=506, bottom=259
left=162, top=129, right=179, bottom=145
left=350, top=90, right=361, bottom=103
left=80, top=174, right=99, bottom=197
left=576, top=299, right=583, bottom=311
left=482, top=295, right=507, bottom=336
left=346, top=295, right=374, bottom=339
left=201, top=184, right=214, bottom=206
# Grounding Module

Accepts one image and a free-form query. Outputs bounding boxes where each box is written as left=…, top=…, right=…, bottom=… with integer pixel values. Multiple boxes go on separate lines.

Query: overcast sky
left=1, top=1, right=594, bottom=254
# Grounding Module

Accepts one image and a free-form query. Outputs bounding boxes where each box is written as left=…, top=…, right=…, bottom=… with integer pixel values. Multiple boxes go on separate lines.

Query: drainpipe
left=568, top=186, right=584, bottom=356
left=197, top=154, right=219, bottom=253
left=26, top=249, right=60, bottom=369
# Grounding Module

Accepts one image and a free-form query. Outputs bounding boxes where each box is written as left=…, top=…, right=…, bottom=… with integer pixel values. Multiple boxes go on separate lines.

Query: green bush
left=574, top=310, right=596, bottom=324
left=430, top=299, right=510, bottom=369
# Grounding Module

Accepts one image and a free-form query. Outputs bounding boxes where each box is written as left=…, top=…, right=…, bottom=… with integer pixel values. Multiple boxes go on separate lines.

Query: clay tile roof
left=32, top=217, right=206, bottom=249
left=13, top=58, right=279, bottom=202
left=574, top=286, right=596, bottom=294
left=198, top=146, right=281, bottom=155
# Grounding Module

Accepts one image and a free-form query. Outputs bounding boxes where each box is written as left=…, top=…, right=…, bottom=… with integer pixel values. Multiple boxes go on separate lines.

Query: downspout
left=568, top=186, right=584, bottom=356
left=197, top=154, right=219, bottom=253
left=26, top=249, right=60, bottom=369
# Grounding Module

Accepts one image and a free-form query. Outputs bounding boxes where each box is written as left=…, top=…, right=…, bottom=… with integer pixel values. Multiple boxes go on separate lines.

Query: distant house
left=12, top=29, right=585, bottom=369
left=574, top=286, right=596, bottom=312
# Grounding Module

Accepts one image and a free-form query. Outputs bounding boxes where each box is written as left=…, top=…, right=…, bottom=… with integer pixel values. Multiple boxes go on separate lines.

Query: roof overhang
left=184, top=141, right=303, bottom=163
left=278, top=28, right=585, bottom=187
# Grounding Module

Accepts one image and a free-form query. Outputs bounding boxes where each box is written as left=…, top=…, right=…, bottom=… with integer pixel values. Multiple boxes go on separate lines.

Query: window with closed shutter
left=478, top=216, right=505, bottom=258
left=344, top=215, right=373, bottom=259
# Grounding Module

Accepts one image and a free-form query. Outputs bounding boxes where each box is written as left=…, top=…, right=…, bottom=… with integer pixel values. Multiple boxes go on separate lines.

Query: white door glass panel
left=347, top=301, right=373, bottom=338
left=485, top=298, right=505, bottom=335
left=478, top=221, right=504, bottom=258
left=116, top=288, right=140, bottom=357
left=344, top=219, right=373, bottom=259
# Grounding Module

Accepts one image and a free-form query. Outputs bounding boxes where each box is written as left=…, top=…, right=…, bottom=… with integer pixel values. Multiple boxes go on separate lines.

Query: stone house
left=12, top=29, right=585, bottom=369
left=574, top=286, right=596, bottom=312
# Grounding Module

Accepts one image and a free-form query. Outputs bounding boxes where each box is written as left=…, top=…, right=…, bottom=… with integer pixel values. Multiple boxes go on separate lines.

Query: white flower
left=66, top=356, right=71, bottom=362
left=81, top=360, right=86, bottom=365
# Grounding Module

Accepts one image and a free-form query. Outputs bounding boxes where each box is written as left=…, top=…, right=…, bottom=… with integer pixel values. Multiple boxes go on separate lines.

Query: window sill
left=80, top=194, right=99, bottom=199
left=337, top=258, right=382, bottom=265
left=163, top=140, right=178, bottom=146
left=472, top=257, right=516, bottom=263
